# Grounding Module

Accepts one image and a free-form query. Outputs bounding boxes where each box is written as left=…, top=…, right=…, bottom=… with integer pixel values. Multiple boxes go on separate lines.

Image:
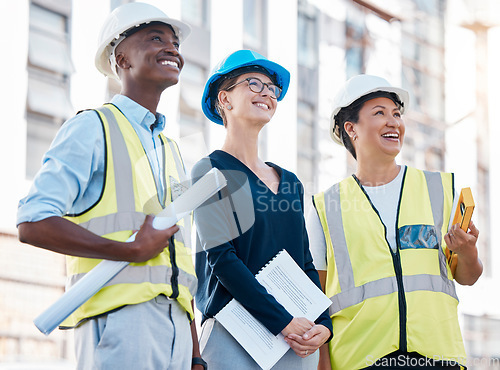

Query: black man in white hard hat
left=18, top=3, right=206, bottom=369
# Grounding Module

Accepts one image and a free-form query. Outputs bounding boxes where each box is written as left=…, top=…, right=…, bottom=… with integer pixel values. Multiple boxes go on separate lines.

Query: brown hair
left=215, top=75, right=239, bottom=127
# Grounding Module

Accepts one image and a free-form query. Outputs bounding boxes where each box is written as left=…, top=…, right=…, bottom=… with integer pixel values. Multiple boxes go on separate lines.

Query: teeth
left=255, top=103, right=269, bottom=109
left=161, top=60, right=178, bottom=68
left=383, top=133, right=399, bottom=138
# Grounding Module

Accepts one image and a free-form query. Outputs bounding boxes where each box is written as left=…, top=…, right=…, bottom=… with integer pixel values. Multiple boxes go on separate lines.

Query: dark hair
left=334, top=91, right=403, bottom=160
left=215, top=75, right=240, bottom=127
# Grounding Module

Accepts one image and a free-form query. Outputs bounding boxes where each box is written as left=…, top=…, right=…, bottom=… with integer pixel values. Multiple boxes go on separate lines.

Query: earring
left=226, top=104, right=232, bottom=110
left=353, top=134, right=357, bottom=141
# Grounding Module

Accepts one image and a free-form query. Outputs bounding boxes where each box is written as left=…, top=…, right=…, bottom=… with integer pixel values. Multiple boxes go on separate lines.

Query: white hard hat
left=95, top=2, right=191, bottom=79
left=330, top=74, right=409, bottom=145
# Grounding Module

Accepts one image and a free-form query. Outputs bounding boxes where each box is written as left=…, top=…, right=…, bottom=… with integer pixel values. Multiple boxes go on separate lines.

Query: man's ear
left=115, top=52, right=131, bottom=71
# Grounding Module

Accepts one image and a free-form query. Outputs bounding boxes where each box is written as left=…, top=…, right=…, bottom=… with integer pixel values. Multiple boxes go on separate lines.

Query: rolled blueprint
left=34, top=168, right=227, bottom=335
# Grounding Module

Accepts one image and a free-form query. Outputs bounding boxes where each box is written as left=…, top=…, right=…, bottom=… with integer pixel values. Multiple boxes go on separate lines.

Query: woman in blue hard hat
left=308, top=74, right=482, bottom=369
left=192, top=49, right=333, bottom=369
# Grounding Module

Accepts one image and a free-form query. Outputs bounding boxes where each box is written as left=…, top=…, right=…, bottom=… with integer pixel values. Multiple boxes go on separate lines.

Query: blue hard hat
left=201, top=49, right=291, bottom=125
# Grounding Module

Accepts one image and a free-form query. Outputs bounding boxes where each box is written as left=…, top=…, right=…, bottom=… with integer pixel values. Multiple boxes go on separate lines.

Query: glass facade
left=2, top=0, right=495, bottom=365
left=26, top=2, right=73, bottom=178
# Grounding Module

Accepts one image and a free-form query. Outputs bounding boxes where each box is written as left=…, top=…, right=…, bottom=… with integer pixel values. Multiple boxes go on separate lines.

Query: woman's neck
left=221, top=122, right=263, bottom=169
left=355, top=161, right=401, bottom=187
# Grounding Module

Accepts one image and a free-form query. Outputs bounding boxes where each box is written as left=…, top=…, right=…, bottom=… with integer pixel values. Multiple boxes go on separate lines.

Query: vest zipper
left=160, top=135, right=179, bottom=298
left=392, top=242, right=407, bottom=352
left=168, top=236, right=180, bottom=299
left=393, top=168, right=408, bottom=352
left=353, top=172, right=408, bottom=353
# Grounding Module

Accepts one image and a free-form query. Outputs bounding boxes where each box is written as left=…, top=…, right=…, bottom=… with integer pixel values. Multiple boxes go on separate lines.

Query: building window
left=28, top=5, right=73, bottom=81
left=243, top=0, right=266, bottom=51
left=182, top=0, right=208, bottom=28
left=25, top=116, right=60, bottom=178
left=297, top=4, right=319, bottom=191
left=179, top=62, right=207, bottom=170
left=297, top=101, right=316, bottom=189
left=345, top=5, right=366, bottom=77
left=297, top=4, right=319, bottom=103
left=297, top=9, right=317, bottom=69
left=28, top=4, right=73, bottom=78
left=26, top=2, right=73, bottom=178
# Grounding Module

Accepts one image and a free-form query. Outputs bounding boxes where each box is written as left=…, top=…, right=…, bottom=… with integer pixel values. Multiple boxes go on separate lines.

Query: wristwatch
left=192, top=357, right=208, bottom=370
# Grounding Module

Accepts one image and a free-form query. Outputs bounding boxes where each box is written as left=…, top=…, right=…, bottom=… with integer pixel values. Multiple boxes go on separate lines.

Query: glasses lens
left=247, top=78, right=281, bottom=99
left=247, top=78, right=263, bottom=94
left=269, top=85, right=281, bottom=99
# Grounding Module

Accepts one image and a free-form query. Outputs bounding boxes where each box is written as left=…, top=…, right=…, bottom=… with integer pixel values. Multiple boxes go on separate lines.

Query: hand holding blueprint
left=34, top=168, right=227, bottom=335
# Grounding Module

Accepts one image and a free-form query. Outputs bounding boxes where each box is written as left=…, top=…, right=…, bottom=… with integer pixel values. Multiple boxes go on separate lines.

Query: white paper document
left=215, top=250, right=332, bottom=370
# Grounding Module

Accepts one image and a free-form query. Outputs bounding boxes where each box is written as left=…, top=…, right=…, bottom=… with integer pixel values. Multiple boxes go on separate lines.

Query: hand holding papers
left=215, top=250, right=332, bottom=370
left=34, top=168, right=227, bottom=335
left=445, top=187, right=475, bottom=276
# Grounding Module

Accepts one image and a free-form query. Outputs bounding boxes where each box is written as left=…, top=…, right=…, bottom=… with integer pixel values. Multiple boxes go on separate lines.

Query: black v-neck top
left=193, top=150, right=332, bottom=336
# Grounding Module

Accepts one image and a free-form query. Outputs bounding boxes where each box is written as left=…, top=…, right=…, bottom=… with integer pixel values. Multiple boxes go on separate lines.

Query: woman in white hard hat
left=308, top=74, right=482, bottom=369
left=192, top=50, right=332, bottom=369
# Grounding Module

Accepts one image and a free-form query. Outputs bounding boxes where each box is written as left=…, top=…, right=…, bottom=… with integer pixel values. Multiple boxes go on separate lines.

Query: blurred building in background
left=0, top=0, right=499, bottom=368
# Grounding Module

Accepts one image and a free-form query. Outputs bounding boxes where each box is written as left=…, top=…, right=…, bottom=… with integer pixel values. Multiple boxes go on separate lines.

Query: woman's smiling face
left=347, top=96, right=405, bottom=161
left=221, top=72, right=278, bottom=126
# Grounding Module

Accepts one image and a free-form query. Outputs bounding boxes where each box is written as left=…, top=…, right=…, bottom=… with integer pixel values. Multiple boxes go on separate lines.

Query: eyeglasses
left=225, top=77, right=282, bottom=99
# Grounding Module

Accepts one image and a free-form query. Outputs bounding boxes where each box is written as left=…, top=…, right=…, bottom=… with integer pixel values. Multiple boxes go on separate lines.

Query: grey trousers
left=74, top=295, right=192, bottom=370
left=200, top=318, right=319, bottom=370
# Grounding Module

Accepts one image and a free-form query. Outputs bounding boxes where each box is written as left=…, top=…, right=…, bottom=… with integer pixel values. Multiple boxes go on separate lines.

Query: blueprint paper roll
left=34, top=168, right=226, bottom=335
left=34, top=259, right=130, bottom=335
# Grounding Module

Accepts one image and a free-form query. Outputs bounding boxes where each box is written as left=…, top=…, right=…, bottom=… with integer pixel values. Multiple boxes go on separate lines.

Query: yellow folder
left=445, top=187, right=475, bottom=276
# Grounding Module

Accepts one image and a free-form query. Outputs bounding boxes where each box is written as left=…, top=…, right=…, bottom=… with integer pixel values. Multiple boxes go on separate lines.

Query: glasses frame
left=224, top=77, right=281, bottom=99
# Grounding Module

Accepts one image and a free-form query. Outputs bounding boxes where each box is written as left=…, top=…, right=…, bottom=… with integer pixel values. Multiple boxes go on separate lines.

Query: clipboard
left=445, top=187, right=475, bottom=276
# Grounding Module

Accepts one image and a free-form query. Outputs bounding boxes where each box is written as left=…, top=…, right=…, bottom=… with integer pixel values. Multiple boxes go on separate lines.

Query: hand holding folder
left=445, top=187, right=475, bottom=276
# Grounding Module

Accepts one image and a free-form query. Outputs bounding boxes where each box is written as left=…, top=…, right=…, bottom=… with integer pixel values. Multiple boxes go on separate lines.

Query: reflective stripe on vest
left=100, top=106, right=136, bottom=212
left=78, top=210, right=186, bottom=244
left=77, top=108, right=187, bottom=240
left=424, top=171, right=452, bottom=289
left=73, top=106, right=191, bottom=291
left=68, top=264, right=197, bottom=292
left=323, top=171, right=457, bottom=316
left=62, top=104, right=196, bottom=327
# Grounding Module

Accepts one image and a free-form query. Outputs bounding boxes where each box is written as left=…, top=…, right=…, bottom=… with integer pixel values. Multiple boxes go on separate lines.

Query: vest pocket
left=398, top=225, right=439, bottom=250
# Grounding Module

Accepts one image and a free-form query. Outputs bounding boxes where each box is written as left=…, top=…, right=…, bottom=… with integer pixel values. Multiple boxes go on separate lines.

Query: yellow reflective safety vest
left=313, top=167, right=466, bottom=370
left=62, top=104, right=197, bottom=328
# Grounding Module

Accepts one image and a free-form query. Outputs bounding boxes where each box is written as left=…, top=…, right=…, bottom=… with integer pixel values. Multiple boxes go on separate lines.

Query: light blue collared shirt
left=17, top=95, right=167, bottom=224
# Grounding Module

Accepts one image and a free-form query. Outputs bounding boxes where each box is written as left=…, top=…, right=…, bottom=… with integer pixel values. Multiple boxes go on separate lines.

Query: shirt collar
left=110, top=94, right=166, bottom=134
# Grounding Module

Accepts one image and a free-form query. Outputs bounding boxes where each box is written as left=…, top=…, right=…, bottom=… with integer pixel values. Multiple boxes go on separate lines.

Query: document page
left=215, top=250, right=332, bottom=370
